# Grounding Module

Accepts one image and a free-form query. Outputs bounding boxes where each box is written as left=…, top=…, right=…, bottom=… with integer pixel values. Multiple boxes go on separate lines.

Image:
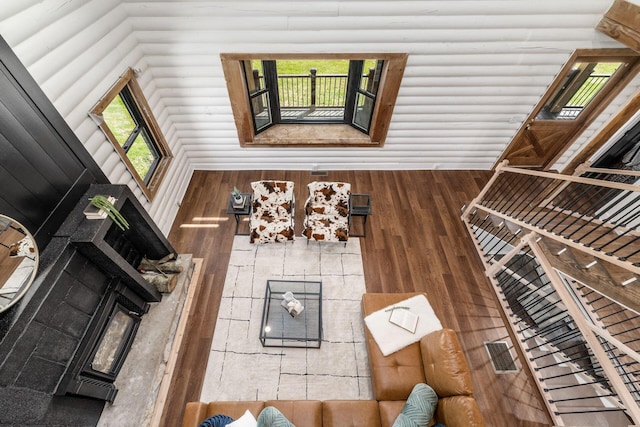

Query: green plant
left=231, top=186, right=241, bottom=198
left=89, top=195, right=130, bottom=231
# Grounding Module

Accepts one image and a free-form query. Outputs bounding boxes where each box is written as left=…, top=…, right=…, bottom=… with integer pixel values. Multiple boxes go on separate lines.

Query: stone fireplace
left=0, top=184, right=176, bottom=425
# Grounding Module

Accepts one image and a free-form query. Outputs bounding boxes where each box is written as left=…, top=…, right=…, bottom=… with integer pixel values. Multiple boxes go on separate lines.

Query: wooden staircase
left=463, top=162, right=640, bottom=425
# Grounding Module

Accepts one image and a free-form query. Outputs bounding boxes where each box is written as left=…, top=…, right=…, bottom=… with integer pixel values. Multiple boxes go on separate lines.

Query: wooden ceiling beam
left=597, top=0, right=640, bottom=53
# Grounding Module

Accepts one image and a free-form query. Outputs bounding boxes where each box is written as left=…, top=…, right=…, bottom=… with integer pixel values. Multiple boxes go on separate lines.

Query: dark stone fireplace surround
left=0, top=184, right=176, bottom=426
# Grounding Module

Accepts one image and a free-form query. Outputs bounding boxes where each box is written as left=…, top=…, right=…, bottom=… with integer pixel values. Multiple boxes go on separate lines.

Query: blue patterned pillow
left=256, top=406, right=295, bottom=427
left=199, top=414, right=234, bottom=427
left=392, top=383, right=438, bottom=427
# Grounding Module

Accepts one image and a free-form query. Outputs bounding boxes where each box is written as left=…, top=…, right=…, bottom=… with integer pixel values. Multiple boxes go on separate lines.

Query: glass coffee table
left=259, top=279, right=322, bottom=348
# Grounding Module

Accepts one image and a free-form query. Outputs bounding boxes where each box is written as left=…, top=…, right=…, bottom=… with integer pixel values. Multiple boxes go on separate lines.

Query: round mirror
left=0, top=214, right=38, bottom=313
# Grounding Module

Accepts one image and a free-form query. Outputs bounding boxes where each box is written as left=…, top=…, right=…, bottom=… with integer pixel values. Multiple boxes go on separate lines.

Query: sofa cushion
left=420, top=329, right=474, bottom=397
left=322, top=400, right=382, bottom=427
left=362, top=293, right=427, bottom=401
left=201, top=401, right=265, bottom=422
left=256, top=407, right=294, bottom=427
left=228, top=410, right=257, bottom=427
left=199, top=414, right=235, bottom=427
left=378, top=401, right=405, bottom=427
left=436, top=396, right=486, bottom=427
left=392, top=383, right=438, bottom=427
left=264, top=400, right=322, bottom=427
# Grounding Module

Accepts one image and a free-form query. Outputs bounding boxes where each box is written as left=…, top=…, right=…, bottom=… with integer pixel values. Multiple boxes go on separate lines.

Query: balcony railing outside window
left=251, top=68, right=375, bottom=121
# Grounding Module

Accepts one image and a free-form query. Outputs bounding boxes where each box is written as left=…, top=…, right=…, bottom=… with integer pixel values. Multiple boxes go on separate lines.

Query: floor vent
left=310, top=170, right=328, bottom=176
left=485, top=341, right=519, bottom=373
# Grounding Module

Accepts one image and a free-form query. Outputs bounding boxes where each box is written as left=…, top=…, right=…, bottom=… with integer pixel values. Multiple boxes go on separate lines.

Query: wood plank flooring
left=161, top=170, right=553, bottom=427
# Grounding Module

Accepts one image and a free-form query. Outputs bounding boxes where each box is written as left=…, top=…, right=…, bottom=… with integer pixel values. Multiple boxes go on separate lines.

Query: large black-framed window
left=91, top=68, right=172, bottom=201
left=105, top=86, right=161, bottom=185
left=243, top=59, right=384, bottom=135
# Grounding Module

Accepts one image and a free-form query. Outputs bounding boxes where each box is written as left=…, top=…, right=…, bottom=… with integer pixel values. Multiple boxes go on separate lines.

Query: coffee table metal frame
left=259, top=279, right=322, bottom=348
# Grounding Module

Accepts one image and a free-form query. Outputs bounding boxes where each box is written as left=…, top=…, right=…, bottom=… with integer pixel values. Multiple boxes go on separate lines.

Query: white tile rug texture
left=200, top=237, right=372, bottom=402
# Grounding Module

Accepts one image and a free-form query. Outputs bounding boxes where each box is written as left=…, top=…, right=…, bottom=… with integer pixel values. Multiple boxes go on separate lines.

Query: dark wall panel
left=0, top=36, right=107, bottom=248
left=0, top=35, right=110, bottom=425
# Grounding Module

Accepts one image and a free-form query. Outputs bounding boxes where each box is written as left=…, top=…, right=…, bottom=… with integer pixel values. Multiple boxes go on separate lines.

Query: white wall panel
left=0, top=0, right=192, bottom=235
left=1, top=0, right=638, bottom=235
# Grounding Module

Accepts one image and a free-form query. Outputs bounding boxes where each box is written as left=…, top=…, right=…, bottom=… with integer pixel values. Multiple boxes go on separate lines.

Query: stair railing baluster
left=518, top=314, right=571, bottom=334
left=481, top=173, right=511, bottom=210
left=540, top=183, right=593, bottom=232
left=512, top=288, right=558, bottom=318
left=559, top=186, right=618, bottom=238
left=484, top=173, right=516, bottom=211
left=597, top=308, right=629, bottom=321
left=494, top=173, right=530, bottom=213
left=580, top=192, right=640, bottom=245
left=603, top=314, right=640, bottom=329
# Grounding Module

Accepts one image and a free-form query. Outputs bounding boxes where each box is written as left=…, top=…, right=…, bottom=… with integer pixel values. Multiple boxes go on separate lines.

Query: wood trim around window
left=90, top=68, right=173, bottom=201
left=220, top=53, right=408, bottom=147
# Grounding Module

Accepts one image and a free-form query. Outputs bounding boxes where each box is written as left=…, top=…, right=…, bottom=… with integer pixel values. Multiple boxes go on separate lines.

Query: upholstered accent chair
left=249, top=180, right=295, bottom=244
left=302, top=181, right=351, bottom=242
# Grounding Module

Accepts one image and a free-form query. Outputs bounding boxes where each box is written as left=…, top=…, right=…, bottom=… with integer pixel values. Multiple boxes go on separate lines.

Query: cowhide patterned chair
left=302, top=181, right=351, bottom=242
left=249, top=180, right=295, bottom=244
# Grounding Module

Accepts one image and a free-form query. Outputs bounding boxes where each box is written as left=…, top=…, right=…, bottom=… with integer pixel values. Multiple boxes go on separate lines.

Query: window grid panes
left=91, top=68, right=172, bottom=200
left=537, top=62, right=623, bottom=121
left=243, top=59, right=383, bottom=132
left=103, top=88, right=160, bottom=184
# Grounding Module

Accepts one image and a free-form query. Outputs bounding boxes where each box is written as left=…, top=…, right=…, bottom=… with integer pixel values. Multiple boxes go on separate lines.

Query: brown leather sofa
left=182, top=292, right=485, bottom=427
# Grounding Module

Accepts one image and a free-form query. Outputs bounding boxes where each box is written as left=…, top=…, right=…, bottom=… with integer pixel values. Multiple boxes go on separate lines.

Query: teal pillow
left=256, top=406, right=295, bottom=427
left=392, top=383, right=438, bottom=427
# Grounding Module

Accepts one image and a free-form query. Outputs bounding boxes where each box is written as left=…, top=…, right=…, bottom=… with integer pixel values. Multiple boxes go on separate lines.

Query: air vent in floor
left=485, top=341, right=519, bottom=373
left=311, top=170, right=328, bottom=176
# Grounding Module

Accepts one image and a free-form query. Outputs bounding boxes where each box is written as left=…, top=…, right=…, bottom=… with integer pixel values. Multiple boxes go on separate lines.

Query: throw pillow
left=198, top=414, right=234, bottom=427
left=256, top=406, right=296, bottom=427
left=227, top=410, right=257, bottom=427
left=392, top=383, right=438, bottom=427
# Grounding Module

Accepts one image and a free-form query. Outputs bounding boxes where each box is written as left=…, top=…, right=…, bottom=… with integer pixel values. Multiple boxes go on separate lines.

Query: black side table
left=350, top=193, right=372, bottom=237
left=226, top=193, right=252, bottom=235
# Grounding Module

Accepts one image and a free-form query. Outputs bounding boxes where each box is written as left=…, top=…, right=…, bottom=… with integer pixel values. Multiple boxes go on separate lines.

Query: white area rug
left=200, top=237, right=372, bottom=402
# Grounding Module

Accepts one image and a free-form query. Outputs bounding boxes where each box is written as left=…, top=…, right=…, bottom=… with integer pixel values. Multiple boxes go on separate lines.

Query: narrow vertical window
left=243, top=60, right=273, bottom=132
left=91, top=68, right=172, bottom=200
left=350, top=60, right=384, bottom=134
left=102, top=87, right=160, bottom=184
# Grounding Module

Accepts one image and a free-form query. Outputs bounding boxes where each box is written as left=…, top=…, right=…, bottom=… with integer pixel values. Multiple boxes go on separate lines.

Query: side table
left=226, top=193, right=251, bottom=235
left=350, top=193, right=372, bottom=237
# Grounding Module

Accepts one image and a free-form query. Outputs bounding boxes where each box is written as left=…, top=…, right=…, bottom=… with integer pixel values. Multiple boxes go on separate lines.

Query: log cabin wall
left=2, top=1, right=640, bottom=233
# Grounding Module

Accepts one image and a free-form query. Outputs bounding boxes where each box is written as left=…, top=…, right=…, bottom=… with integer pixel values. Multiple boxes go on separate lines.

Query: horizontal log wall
left=2, top=0, right=640, bottom=232
left=0, top=0, right=190, bottom=234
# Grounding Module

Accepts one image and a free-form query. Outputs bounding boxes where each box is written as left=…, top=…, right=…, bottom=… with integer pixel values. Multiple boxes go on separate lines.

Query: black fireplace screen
left=89, top=304, right=137, bottom=377
left=60, top=281, right=147, bottom=403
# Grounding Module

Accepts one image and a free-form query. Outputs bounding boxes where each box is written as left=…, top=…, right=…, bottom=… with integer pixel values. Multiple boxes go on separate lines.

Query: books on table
left=388, top=307, right=419, bottom=334
left=83, top=196, right=116, bottom=219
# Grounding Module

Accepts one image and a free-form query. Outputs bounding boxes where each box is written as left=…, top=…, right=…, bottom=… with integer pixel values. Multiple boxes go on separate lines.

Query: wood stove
left=61, top=279, right=148, bottom=402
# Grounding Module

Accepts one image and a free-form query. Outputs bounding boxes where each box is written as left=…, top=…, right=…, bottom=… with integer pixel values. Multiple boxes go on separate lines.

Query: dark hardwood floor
left=161, top=170, right=553, bottom=427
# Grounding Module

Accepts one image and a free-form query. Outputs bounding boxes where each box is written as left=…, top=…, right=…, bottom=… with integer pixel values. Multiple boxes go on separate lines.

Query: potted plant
left=85, top=195, right=130, bottom=231
left=231, top=186, right=244, bottom=206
